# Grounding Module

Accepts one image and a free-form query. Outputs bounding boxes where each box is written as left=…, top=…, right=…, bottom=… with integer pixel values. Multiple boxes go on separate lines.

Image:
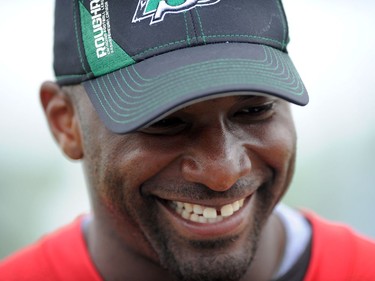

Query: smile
left=169, top=198, right=246, bottom=224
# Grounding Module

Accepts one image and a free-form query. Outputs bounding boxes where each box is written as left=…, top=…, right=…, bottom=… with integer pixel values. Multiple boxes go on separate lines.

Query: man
left=1, top=0, right=375, bottom=280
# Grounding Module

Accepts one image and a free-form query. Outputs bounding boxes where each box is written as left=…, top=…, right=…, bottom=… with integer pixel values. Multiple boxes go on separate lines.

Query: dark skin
left=41, top=82, right=296, bottom=281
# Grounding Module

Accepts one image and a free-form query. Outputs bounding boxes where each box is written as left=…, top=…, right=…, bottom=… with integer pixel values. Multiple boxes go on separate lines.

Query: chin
left=152, top=210, right=264, bottom=281
left=161, top=234, right=258, bottom=281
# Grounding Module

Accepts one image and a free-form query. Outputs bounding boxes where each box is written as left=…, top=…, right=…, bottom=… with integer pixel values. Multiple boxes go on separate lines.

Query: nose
left=181, top=126, right=252, bottom=192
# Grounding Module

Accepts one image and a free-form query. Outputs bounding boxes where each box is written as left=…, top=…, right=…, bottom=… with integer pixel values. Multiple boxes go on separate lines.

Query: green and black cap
left=54, top=0, right=308, bottom=134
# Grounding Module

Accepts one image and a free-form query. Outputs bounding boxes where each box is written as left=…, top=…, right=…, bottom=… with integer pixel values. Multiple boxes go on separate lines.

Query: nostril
left=181, top=157, right=200, bottom=172
left=239, top=153, right=252, bottom=177
left=181, top=157, right=201, bottom=180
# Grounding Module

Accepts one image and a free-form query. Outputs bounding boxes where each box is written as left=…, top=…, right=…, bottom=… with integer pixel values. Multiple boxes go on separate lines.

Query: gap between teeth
left=170, top=199, right=245, bottom=224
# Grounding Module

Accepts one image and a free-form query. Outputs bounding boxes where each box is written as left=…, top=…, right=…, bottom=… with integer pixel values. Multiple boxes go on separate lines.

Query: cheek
left=87, top=133, right=181, bottom=209
left=246, top=113, right=296, bottom=196
left=264, top=124, right=296, bottom=169
left=265, top=120, right=296, bottom=198
left=107, top=137, right=181, bottom=190
left=255, top=107, right=296, bottom=169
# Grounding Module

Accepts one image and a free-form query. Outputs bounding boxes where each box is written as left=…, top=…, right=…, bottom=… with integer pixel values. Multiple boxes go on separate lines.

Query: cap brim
left=83, top=43, right=308, bottom=134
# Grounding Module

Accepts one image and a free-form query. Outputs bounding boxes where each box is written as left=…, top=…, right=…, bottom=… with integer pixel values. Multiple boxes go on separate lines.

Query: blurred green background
left=1, top=0, right=374, bottom=259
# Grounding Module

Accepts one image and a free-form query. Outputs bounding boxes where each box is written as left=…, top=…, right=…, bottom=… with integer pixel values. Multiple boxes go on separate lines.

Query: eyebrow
left=237, top=95, right=257, bottom=101
left=236, top=94, right=274, bottom=102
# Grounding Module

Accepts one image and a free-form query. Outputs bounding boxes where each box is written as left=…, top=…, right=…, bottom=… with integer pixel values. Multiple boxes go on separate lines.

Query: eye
left=233, top=101, right=275, bottom=122
left=139, top=116, right=188, bottom=135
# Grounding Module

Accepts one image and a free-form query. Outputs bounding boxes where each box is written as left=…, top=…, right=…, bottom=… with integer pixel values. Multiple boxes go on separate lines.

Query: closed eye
left=139, top=116, right=188, bottom=135
left=233, top=101, right=275, bottom=121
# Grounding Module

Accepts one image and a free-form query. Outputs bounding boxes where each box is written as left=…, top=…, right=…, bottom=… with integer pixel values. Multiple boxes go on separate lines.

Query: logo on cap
left=132, top=0, right=220, bottom=25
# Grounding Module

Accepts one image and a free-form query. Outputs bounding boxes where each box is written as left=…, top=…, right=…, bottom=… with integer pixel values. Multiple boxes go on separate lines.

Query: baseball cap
left=54, top=0, right=308, bottom=134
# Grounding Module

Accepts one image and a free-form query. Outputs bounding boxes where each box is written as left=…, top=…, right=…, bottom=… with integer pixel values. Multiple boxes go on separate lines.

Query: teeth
left=198, top=216, right=208, bottom=223
left=221, top=204, right=234, bottom=217
left=182, top=210, right=191, bottom=220
left=232, top=201, right=240, bottom=212
left=176, top=202, right=184, bottom=209
left=193, top=204, right=204, bottom=215
left=190, top=214, right=199, bottom=222
left=203, top=207, right=217, bottom=219
left=170, top=198, right=246, bottom=224
left=239, top=199, right=244, bottom=207
left=184, top=203, right=193, bottom=212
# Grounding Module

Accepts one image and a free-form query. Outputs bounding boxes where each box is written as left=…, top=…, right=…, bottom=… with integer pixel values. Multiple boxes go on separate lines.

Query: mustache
left=140, top=178, right=262, bottom=201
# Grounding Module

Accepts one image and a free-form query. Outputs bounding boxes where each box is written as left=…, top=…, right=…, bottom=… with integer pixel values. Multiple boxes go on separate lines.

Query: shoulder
left=303, top=211, right=375, bottom=281
left=0, top=216, right=101, bottom=281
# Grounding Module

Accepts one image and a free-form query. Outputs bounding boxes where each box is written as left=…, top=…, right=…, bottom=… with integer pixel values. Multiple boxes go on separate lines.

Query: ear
left=40, top=81, right=83, bottom=160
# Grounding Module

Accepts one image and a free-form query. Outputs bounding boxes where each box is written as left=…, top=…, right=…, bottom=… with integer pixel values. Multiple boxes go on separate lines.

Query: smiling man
left=1, top=0, right=375, bottom=281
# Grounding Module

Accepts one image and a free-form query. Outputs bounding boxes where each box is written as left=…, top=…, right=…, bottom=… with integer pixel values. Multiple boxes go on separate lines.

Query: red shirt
left=1, top=212, right=375, bottom=280
left=0, top=217, right=101, bottom=281
left=303, top=212, right=375, bottom=281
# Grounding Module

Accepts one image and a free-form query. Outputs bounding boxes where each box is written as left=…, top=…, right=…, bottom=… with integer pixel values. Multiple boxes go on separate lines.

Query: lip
left=156, top=194, right=254, bottom=240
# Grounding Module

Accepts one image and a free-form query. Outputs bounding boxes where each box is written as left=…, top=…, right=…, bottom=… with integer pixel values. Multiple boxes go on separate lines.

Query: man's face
left=78, top=91, right=296, bottom=281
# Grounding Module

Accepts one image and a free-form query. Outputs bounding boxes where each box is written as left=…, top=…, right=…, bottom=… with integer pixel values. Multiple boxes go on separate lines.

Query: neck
left=86, top=215, right=174, bottom=281
left=242, top=212, right=286, bottom=281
